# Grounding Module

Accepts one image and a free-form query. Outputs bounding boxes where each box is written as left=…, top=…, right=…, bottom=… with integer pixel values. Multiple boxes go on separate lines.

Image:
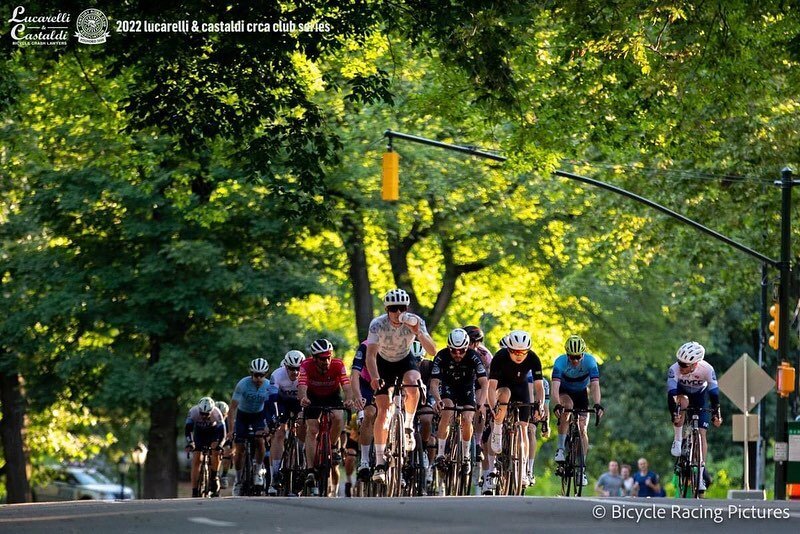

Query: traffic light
left=382, top=150, right=399, bottom=201
left=768, top=303, right=779, bottom=350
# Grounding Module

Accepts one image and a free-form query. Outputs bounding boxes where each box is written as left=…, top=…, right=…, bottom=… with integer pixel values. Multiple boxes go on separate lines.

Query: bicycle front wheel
left=690, top=430, right=702, bottom=499
left=570, top=429, right=584, bottom=497
left=386, top=412, right=404, bottom=497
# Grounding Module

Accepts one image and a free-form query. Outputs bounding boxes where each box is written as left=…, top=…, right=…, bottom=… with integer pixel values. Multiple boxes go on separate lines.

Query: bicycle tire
left=317, top=433, right=331, bottom=497
left=690, top=429, right=702, bottom=499
left=570, top=424, right=584, bottom=497
left=560, top=430, right=573, bottom=497
left=676, top=439, right=691, bottom=498
left=511, top=425, right=525, bottom=496
left=386, top=412, right=404, bottom=497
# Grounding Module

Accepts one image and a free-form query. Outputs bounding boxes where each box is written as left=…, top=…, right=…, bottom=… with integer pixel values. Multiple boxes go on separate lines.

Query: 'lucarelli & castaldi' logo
left=8, top=5, right=70, bottom=47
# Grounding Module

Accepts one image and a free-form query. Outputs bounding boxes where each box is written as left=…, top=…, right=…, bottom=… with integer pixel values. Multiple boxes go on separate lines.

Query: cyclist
left=551, top=335, right=603, bottom=487
left=215, top=401, right=232, bottom=489
left=487, top=330, right=545, bottom=489
left=668, top=341, right=721, bottom=492
left=526, top=375, right=550, bottom=485
left=227, top=357, right=272, bottom=496
left=298, top=338, right=354, bottom=495
left=185, top=396, right=226, bottom=497
left=430, top=328, right=488, bottom=472
left=266, top=349, right=306, bottom=496
left=350, top=339, right=378, bottom=481
left=463, top=325, right=492, bottom=464
left=366, top=288, right=436, bottom=484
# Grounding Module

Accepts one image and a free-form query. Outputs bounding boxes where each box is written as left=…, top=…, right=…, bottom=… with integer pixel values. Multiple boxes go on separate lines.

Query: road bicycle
left=434, top=405, right=475, bottom=496
left=277, top=412, right=305, bottom=496
left=381, top=379, right=425, bottom=497
left=556, top=407, right=598, bottom=497
left=238, top=425, right=267, bottom=496
left=673, top=406, right=714, bottom=499
left=306, top=405, right=341, bottom=497
left=493, top=401, right=539, bottom=496
left=186, top=445, right=220, bottom=498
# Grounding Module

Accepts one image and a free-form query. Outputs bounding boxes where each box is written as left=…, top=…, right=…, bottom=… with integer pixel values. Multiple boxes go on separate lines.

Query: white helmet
left=215, top=401, right=229, bottom=416
left=283, top=350, right=305, bottom=368
left=383, top=288, right=410, bottom=307
left=198, top=396, right=215, bottom=413
left=409, top=340, right=425, bottom=360
left=499, top=336, right=508, bottom=349
left=447, top=328, right=470, bottom=350
left=310, top=338, right=334, bottom=356
left=250, top=357, right=269, bottom=374
left=676, top=341, right=705, bottom=364
left=506, top=330, right=531, bottom=351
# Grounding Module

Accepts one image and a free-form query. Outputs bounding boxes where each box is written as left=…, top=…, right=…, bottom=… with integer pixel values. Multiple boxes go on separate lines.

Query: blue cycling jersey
left=232, top=376, right=274, bottom=414
left=551, top=353, right=600, bottom=392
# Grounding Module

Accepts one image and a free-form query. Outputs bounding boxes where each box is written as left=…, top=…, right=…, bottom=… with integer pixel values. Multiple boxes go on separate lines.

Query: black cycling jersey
left=431, top=348, right=487, bottom=388
left=489, top=347, right=543, bottom=386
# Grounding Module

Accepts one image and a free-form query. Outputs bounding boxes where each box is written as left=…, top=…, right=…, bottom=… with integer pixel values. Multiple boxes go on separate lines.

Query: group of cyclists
left=184, top=288, right=723, bottom=498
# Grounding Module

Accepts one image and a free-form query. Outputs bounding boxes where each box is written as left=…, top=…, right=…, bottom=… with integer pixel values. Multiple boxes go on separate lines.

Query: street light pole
left=775, top=167, right=793, bottom=500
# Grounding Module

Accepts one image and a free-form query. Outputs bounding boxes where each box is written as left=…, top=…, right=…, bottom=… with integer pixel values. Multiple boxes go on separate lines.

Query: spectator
left=631, top=457, right=661, bottom=498
left=594, top=460, right=624, bottom=497
left=620, top=463, right=635, bottom=496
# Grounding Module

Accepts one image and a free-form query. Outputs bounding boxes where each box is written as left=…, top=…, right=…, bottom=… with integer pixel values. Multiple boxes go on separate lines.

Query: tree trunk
left=143, top=337, right=179, bottom=498
left=341, top=214, right=373, bottom=340
left=0, top=369, right=31, bottom=503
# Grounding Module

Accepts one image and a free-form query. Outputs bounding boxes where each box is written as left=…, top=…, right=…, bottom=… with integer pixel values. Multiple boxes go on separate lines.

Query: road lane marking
left=188, top=517, right=237, bottom=527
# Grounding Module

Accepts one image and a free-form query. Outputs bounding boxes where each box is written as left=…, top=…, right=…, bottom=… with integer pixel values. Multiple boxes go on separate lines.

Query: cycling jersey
left=270, top=366, right=299, bottom=399
left=489, top=348, right=543, bottom=386
left=551, top=353, right=600, bottom=392
left=474, top=344, right=493, bottom=371
left=298, top=358, right=350, bottom=397
left=351, top=340, right=372, bottom=382
left=185, top=406, right=226, bottom=447
left=667, top=360, right=719, bottom=399
left=232, top=376, right=273, bottom=414
left=366, top=313, right=429, bottom=362
left=431, top=348, right=487, bottom=388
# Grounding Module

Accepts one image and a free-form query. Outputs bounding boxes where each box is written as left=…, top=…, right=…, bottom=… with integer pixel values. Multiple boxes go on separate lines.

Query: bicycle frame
left=673, top=406, right=712, bottom=499
left=308, top=406, right=339, bottom=497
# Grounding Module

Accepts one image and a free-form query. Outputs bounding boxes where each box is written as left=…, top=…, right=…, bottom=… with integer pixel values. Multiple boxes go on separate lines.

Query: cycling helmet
left=447, top=328, right=470, bottom=350
left=506, top=330, right=531, bottom=351
left=383, top=288, right=411, bottom=307
left=215, top=401, right=229, bottom=417
left=565, top=335, right=587, bottom=356
left=409, top=340, right=425, bottom=360
left=676, top=341, right=705, bottom=364
left=198, top=396, right=215, bottom=414
left=463, top=325, right=484, bottom=343
left=499, top=336, right=508, bottom=349
left=250, top=357, right=269, bottom=374
left=283, top=350, right=305, bottom=368
left=310, top=338, right=334, bottom=357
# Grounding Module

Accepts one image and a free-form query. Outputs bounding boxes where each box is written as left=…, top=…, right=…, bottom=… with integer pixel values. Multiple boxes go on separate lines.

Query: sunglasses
left=286, top=366, right=300, bottom=372
left=200, top=411, right=211, bottom=417
left=510, top=349, right=528, bottom=356
left=252, top=373, right=265, bottom=378
left=387, top=305, right=408, bottom=313
left=449, top=348, right=466, bottom=354
left=678, top=361, right=695, bottom=368
left=568, top=354, right=583, bottom=360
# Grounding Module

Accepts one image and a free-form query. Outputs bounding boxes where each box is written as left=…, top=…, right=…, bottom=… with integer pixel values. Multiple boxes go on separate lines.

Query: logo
left=75, top=8, right=108, bottom=44
left=8, top=5, right=70, bottom=47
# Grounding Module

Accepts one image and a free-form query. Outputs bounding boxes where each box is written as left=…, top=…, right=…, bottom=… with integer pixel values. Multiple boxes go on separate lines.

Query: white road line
left=188, top=517, right=237, bottom=527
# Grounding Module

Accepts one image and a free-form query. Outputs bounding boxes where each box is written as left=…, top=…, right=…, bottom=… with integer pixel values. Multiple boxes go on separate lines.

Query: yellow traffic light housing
left=776, top=361, right=795, bottom=398
left=382, top=151, right=399, bottom=201
left=768, top=303, right=780, bottom=350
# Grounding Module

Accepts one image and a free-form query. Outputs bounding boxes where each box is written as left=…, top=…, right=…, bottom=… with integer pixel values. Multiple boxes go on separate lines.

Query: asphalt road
left=2, top=496, right=799, bottom=533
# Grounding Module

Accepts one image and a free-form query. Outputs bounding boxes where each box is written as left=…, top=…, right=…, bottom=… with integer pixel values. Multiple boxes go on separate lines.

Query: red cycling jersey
left=298, top=358, right=350, bottom=396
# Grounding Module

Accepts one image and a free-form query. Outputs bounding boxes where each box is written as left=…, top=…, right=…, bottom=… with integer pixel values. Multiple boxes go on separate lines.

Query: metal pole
left=775, top=167, right=793, bottom=500
left=757, top=263, right=768, bottom=490
left=744, top=353, right=750, bottom=490
left=136, top=464, right=142, bottom=499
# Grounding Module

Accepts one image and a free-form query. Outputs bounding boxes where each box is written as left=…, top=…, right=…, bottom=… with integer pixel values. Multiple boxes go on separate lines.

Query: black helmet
left=463, top=325, right=484, bottom=343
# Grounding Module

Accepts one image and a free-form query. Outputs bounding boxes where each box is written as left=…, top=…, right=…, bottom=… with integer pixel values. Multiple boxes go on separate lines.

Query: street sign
left=732, top=414, right=760, bottom=442
left=717, top=354, right=774, bottom=413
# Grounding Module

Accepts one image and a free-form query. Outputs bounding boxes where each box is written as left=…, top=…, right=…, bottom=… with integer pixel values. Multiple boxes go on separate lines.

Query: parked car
left=33, top=466, right=134, bottom=502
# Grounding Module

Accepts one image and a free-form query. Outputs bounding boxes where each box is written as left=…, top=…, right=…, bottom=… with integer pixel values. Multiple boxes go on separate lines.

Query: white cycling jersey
left=270, top=366, right=299, bottom=399
left=667, top=360, right=718, bottom=395
left=366, top=313, right=429, bottom=362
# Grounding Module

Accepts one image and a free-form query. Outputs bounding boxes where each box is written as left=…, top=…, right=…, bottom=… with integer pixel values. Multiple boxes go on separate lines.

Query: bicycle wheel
left=242, top=444, right=253, bottom=496
left=317, top=433, right=331, bottom=497
left=560, top=434, right=573, bottom=497
left=386, top=412, right=404, bottom=497
left=676, top=443, right=691, bottom=498
left=199, top=454, right=210, bottom=497
left=445, top=428, right=462, bottom=496
left=511, top=425, right=525, bottom=496
left=690, top=430, right=702, bottom=499
left=570, top=427, right=584, bottom=497
left=499, top=424, right=514, bottom=496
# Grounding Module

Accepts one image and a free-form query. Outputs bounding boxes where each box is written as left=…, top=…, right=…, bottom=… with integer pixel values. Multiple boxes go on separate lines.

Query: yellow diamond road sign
left=717, top=354, right=774, bottom=413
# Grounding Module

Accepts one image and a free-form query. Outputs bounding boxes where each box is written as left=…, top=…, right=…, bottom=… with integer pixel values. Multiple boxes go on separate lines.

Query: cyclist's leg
left=304, top=413, right=321, bottom=469
left=459, top=388, right=477, bottom=462
left=670, top=393, right=689, bottom=455
left=359, top=404, right=376, bottom=475
left=190, top=450, right=201, bottom=495
left=372, top=355, right=400, bottom=468
left=402, top=367, right=422, bottom=426
left=436, top=396, right=455, bottom=461
left=555, top=393, right=575, bottom=459
left=490, top=386, right=510, bottom=454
